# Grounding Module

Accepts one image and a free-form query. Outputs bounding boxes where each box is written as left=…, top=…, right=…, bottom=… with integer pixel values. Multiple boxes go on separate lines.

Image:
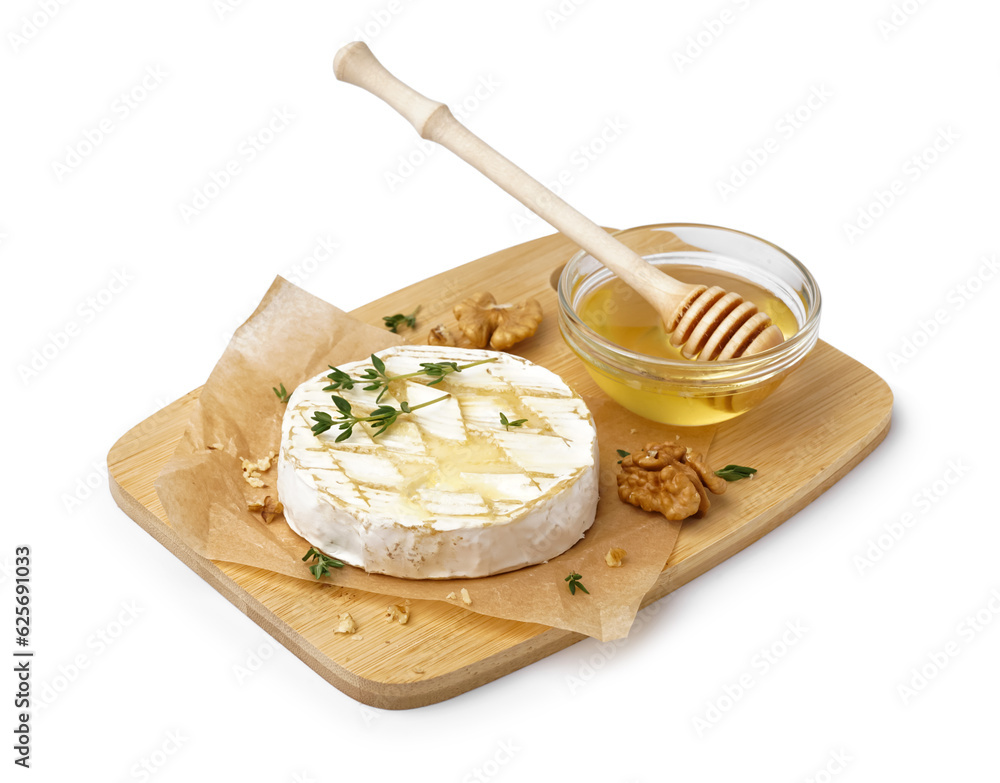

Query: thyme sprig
left=311, top=393, right=452, bottom=442
left=565, top=572, right=589, bottom=596
left=302, top=547, right=344, bottom=579
left=315, top=354, right=499, bottom=439
left=499, top=412, right=527, bottom=431
left=323, top=366, right=355, bottom=392
left=382, top=306, right=421, bottom=333
left=324, top=355, right=498, bottom=403
left=273, top=382, right=290, bottom=403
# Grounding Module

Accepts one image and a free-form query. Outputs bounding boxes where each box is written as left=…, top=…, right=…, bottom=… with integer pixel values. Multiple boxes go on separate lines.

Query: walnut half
left=617, top=443, right=727, bottom=522
left=433, top=292, right=543, bottom=351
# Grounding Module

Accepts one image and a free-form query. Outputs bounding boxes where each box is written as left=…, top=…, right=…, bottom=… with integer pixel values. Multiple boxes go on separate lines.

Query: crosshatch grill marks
left=279, top=348, right=596, bottom=533
left=282, top=357, right=590, bottom=526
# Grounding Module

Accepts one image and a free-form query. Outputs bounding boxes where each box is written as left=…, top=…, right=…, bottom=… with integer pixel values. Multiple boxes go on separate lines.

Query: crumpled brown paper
left=155, top=277, right=714, bottom=641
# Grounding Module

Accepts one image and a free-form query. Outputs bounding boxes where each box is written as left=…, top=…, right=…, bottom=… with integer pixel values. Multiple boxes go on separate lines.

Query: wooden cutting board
left=108, top=231, right=892, bottom=709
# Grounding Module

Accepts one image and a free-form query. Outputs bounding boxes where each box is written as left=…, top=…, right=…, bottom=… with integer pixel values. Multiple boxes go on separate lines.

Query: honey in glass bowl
left=557, top=224, right=822, bottom=427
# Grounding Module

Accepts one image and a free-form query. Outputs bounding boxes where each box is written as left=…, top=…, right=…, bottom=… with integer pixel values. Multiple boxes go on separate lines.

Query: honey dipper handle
left=333, top=42, right=692, bottom=303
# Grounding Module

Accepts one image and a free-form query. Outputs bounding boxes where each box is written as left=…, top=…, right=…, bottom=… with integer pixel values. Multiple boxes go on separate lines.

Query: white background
left=3, top=0, right=998, bottom=780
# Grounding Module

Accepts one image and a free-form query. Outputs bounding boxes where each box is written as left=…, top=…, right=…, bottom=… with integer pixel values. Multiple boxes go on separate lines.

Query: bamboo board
left=108, top=231, right=892, bottom=709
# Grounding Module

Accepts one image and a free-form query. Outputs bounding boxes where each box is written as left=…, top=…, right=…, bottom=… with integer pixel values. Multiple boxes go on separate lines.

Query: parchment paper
left=155, top=277, right=715, bottom=641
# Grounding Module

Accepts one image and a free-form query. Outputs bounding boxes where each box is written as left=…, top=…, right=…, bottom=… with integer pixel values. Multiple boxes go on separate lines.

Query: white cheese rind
left=277, top=346, right=599, bottom=579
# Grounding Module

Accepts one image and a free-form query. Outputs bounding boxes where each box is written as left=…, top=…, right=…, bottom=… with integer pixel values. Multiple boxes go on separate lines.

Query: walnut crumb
left=413, top=666, right=425, bottom=674
left=446, top=591, right=458, bottom=600
left=247, top=496, right=283, bottom=523
left=460, top=588, right=472, bottom=605
left=605, top=547, right=627, bottom=567
left=209, top=442, right=225, bottom=451
left=241, top=454, right=275, bottom=473
left=385, top=604, right=410, bottom=625
left=240, top=452, right=277, bottom=488
left=334, top=612, right=357, bottom=634
left=427, top=324, right=458, bottom=347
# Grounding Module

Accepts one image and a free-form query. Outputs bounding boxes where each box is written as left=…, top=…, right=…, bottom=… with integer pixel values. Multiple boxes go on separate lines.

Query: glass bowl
left=557, top=223, right=822, bottom=427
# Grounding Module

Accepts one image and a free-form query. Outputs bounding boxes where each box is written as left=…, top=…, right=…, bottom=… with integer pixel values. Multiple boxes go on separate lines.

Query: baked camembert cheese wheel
left=277, top=346, right=599, bottom=579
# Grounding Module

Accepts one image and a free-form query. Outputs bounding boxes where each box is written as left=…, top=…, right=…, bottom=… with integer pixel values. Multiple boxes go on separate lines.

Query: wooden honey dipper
left=334, top=42, right=784, bottom=360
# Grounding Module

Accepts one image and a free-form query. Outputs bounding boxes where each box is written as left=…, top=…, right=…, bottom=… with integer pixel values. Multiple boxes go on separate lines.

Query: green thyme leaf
left=714, top=464, right=758, bottom=481
left=616, top=449, right=630, bottom=464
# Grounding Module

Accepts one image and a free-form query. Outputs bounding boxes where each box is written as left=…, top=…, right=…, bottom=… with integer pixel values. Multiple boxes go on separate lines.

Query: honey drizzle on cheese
left=283, top=359, right=592, bottom=530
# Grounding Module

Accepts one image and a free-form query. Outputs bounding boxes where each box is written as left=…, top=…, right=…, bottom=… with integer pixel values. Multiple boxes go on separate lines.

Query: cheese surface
left=277, top=346, right=599, bottom=579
